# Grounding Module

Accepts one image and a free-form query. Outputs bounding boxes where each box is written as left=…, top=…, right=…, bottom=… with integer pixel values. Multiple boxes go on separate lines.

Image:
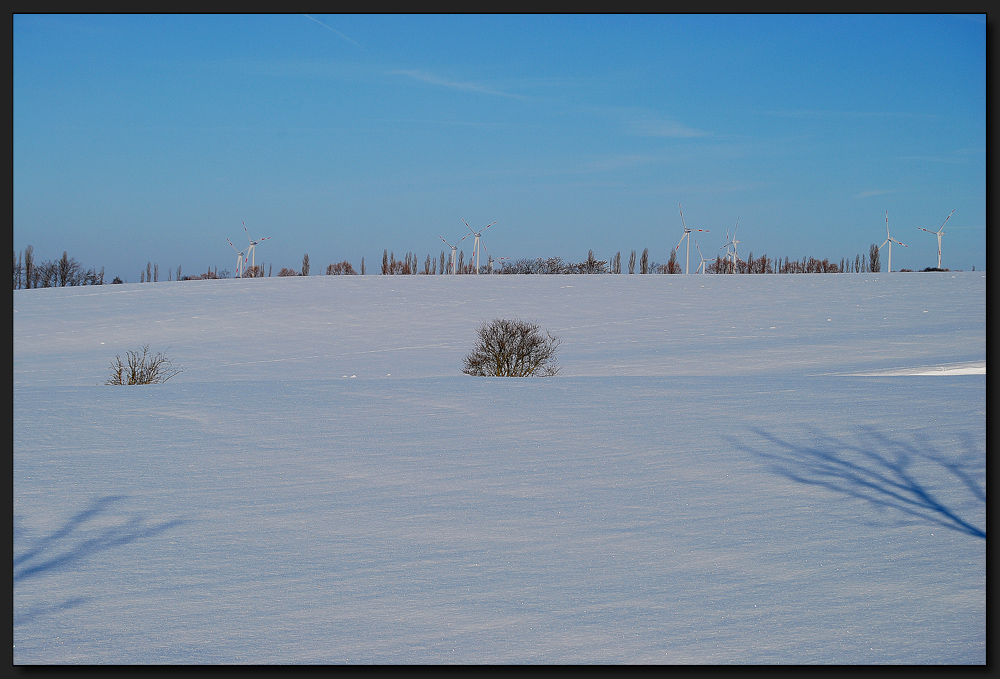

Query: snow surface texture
left=14, top=272, right=985, bottom=664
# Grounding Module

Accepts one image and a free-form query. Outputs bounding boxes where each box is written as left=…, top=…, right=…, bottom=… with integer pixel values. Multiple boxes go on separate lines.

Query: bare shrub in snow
left=105, top=344, right=183, bottom=385
left=326, top=261, right=357, bottom=275
left=462, top=318, right=561, bottom=377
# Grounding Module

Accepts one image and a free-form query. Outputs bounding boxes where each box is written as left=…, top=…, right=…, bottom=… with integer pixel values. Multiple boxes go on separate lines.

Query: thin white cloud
left=303, top=14, right=360, bottom=48
left=386, top=69, right=526, bottom=99
left=761, top=109, right=936, bottom=120
left=603, top=107, right=709, bottom=139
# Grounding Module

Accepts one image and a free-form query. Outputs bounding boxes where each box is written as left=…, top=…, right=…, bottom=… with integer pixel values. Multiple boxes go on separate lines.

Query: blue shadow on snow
left=14, top=494, right=187, bottom=583
left=739, top=426, right=985, bottom=539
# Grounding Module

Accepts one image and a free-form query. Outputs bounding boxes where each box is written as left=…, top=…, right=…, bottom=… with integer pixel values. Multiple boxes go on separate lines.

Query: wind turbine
left=879, top=211, right=907, bottom=273
left=720, top=218, right=740, bottom=273
left=439, top=232, right=469, bottom=274
left=463, top=219, right=497, bottom=274
left=243, top=221, right=272, bottom=277
left=479, top=240, right=496, bottom=274
left=694, top=240, right=711, bottom=274
left=226, top=238, right=246, bottom=278
left=674, top=204, right=709, bottom=274
left=918, top=209, right=955, bottom=269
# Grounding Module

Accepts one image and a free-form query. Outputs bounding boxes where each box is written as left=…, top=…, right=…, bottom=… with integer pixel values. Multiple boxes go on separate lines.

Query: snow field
left=14, top=272, right=985, bottom=663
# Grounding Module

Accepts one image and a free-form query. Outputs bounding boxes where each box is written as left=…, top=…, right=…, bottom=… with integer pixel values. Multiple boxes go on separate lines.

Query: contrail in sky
left=304, top=14, right=360, bottom=47
left=387, top=69, right=525, bottom=99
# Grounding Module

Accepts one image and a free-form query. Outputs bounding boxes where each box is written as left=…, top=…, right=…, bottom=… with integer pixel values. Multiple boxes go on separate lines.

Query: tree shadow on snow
left=738, top=426, right=985, bottom=539
left=14, top=494, right=188, bottom=583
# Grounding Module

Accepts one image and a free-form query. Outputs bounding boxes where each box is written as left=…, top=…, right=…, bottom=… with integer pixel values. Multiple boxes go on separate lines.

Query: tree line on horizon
left=13, top=246, right=104, bottom=289
left=14, top=242, right=958, bottom=290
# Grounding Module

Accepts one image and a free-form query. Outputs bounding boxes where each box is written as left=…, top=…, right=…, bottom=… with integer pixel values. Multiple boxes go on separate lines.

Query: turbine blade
left=939, top=208, right=955, bottom=232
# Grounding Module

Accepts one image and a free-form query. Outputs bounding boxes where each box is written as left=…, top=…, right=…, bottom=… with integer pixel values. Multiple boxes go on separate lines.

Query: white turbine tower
left=674, top=204, right=709, bottom=274
left=463, top=219, right=497, bottom=275
left=243, top=221, right=272, bottom=277
left=439, top=233, right=469, bottom=275
left=694, top=240, right=711, bottom=274
left=879, top=211, right=907, bottom=273
left=918, top=209, right=955, bottom=270
left=226, top=238, right=246, bottom=278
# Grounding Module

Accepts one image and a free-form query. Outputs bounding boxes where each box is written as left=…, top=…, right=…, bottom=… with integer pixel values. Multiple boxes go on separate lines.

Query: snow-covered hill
left=14, top=272, right=985, bottom=663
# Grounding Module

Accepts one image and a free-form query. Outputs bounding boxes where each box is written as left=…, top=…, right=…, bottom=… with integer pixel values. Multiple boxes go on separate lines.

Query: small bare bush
left=105, top=344, right=183, bottom=385
left=326, top=261, right=357, bottom=275
left=462, top=318, right=561, bottom=377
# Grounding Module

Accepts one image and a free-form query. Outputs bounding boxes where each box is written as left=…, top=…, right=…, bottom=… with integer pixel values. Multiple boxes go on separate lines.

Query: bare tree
left=105, top=344, right=183, bottom=385
left=640, top=248, right=649, bottom=274
left=869, top=243, right=881, bottom=273
left=23, top=245, right=34, bottom=289
left=37, top=260, right=58, bottom=287
left=58, top=251, right=72, bottom=286
left=302, top=253, right=310, bottom=276
left=629, top=250, right=636, bottom=274
left=667, top=248, right=679, bottom=274
left=462, top=318, right=561, bottom=377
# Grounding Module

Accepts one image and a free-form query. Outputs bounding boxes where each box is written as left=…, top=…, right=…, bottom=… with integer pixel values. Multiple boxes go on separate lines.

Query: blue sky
left=14, top=14, right=986, bottom=279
